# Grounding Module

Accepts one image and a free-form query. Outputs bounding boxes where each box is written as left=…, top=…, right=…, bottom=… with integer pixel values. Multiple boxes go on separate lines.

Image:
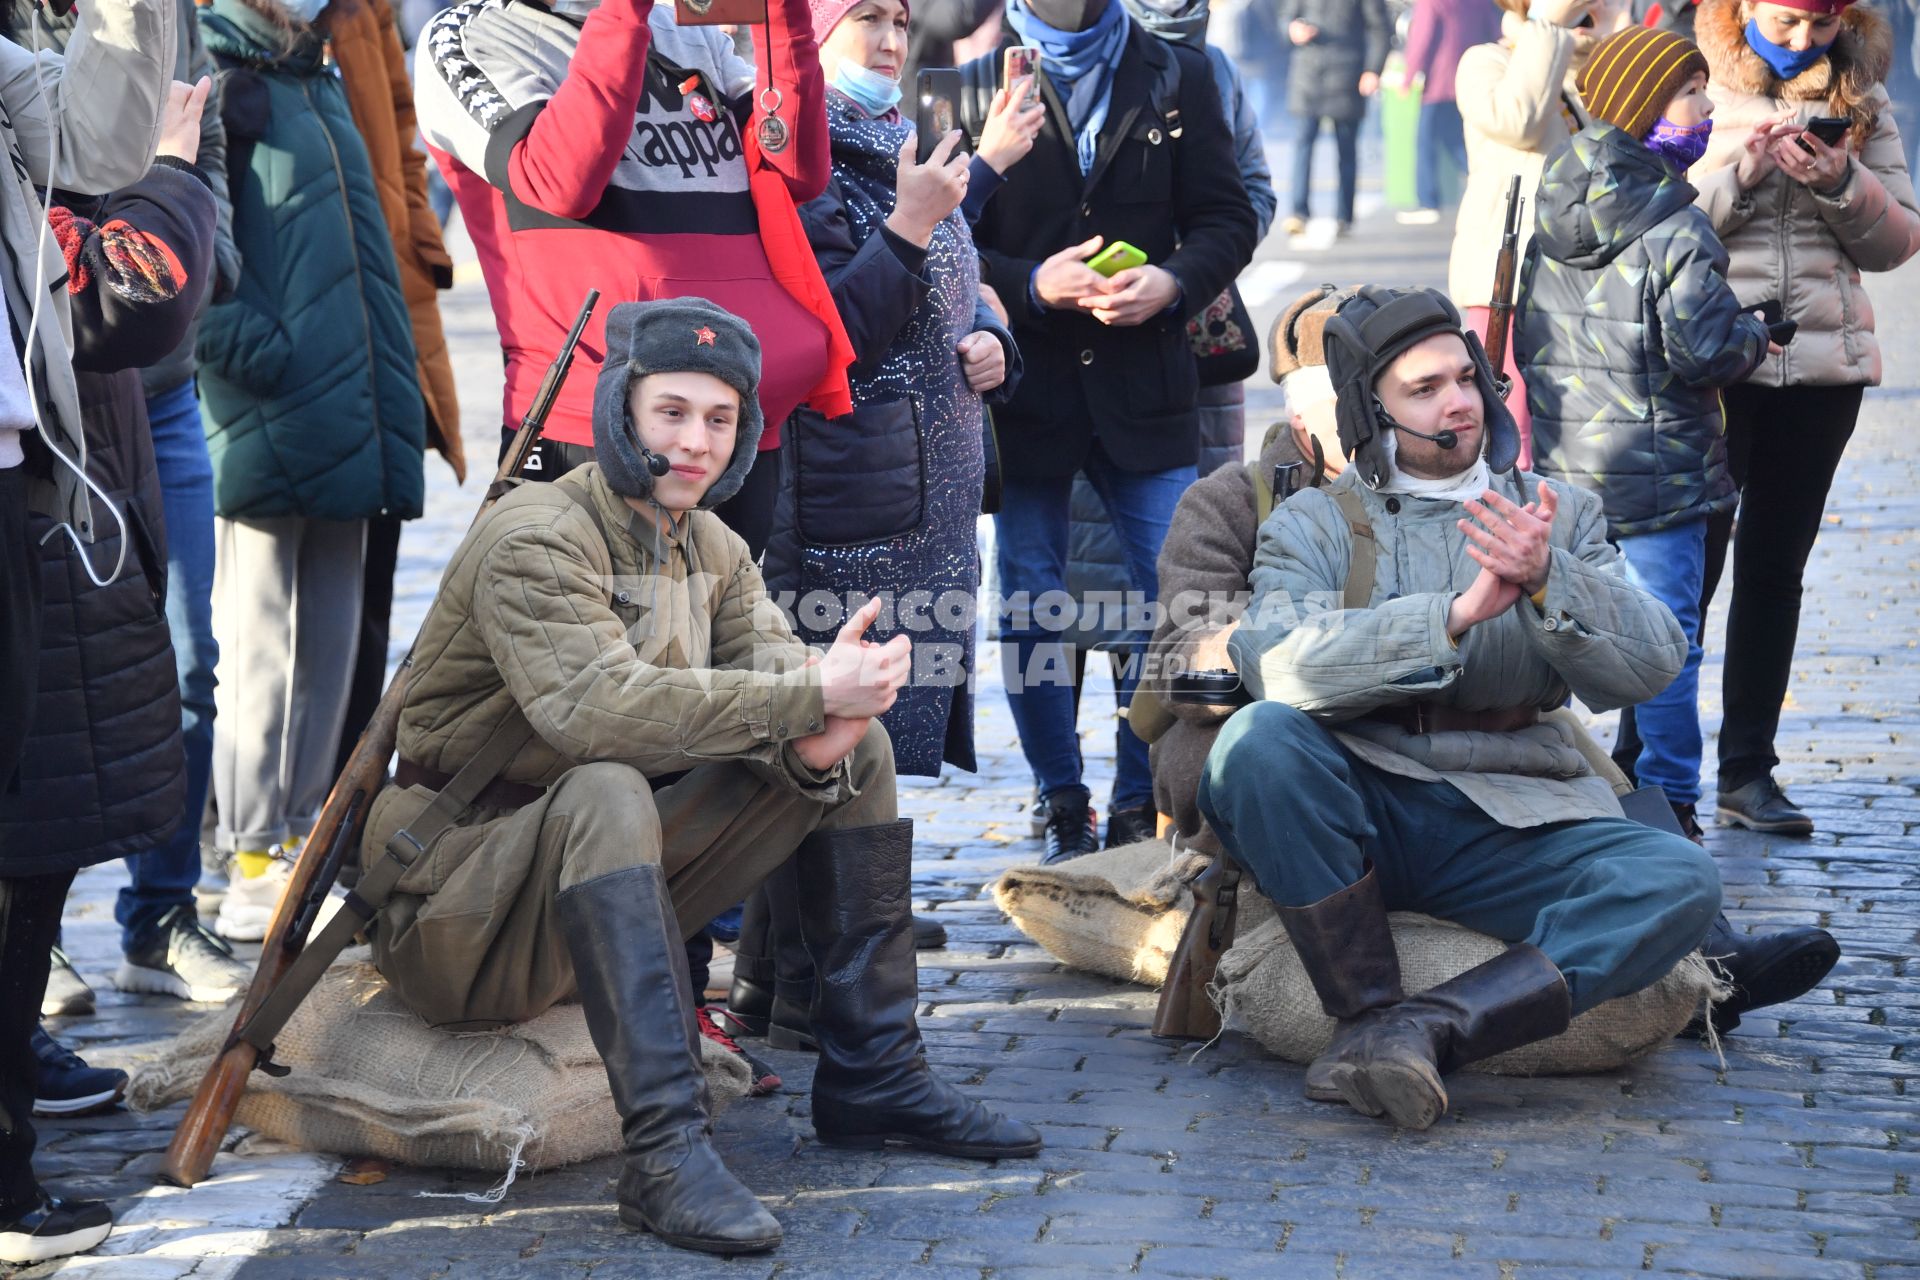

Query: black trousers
left=0, top=870, right=72, bottom=1211
left=334, top=513, right=404, bottom=779
left=1620, top=384, right=1865, bottom=792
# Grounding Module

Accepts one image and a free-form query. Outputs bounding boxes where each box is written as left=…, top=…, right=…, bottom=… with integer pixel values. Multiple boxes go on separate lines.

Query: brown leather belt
left=1373, top=703, right=1540, bottom=735
left=394, top=758, right=547, bottom=812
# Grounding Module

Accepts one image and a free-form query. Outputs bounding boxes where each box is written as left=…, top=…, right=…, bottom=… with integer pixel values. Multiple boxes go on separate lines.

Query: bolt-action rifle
left=1483, top=174, right=1525, bottom=396
left=160, top=291, right=602, bottom=1188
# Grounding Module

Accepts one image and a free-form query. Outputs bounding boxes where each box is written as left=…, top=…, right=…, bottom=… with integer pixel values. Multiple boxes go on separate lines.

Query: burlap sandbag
left=128, top=950, right=749, bottom=1176
left=1216, top=914, right=1726, bottom=1075
left=992, top=839, right=1275, bottom=987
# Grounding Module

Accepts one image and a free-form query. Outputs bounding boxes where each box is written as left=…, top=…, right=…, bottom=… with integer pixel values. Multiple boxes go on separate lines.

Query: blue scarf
left=1744, top=20, right=1829, bottom=82
left=1005, top=0, right=1131, bottom=176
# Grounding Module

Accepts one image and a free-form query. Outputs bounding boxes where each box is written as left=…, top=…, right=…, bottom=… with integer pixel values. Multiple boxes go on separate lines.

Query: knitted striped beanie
left=1577, top=27, right=1710, bottom=141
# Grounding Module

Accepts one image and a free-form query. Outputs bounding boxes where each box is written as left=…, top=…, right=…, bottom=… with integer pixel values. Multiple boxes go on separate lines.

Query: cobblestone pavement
left=17, top=202, right=1920, bottom=1280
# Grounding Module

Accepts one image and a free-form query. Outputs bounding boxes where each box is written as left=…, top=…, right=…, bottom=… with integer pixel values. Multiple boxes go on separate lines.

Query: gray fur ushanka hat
left=591, top=298, right=764, bottom=507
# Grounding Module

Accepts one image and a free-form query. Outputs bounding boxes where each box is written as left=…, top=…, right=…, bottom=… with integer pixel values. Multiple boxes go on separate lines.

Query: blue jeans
left=995, top=449, right=1195, bottom=811
left=1615, top=520, right=1707, bottom=806
left=1414, top=99, right=1465, bottom=211
left=1198, top=702, right=1722, bottom=1015
left=1290, top=113, right=1360, bottom=223
left=117, top=379, right=219, bottom=949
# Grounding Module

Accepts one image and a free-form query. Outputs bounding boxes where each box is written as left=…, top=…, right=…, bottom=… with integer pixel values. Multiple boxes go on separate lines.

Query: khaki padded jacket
left=390, top=465, right=848, bottom=802
left=1691, top=0, right=1920, bottom=388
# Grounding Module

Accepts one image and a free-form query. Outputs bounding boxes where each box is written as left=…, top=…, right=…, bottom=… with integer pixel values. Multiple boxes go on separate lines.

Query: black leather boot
left=1274, top=866, right=1406, bottom=1105
left=796, top=820, right=1042, bottom=1159
left=727, top=862, right=817, bottom=1049
left=558, top=866, right=782, bottom=1254
left=1323, top=945, right=1572, bottom=1131
left=1692, top=913, right=1840, bottom=1034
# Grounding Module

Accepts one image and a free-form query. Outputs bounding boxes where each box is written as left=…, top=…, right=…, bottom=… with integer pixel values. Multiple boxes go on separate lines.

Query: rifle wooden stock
left=1483, top=174, right=1524, bottom=384
left=160, top=289, right=601, bottom=1188
left=1151, top=856, right=1242, bottom=1041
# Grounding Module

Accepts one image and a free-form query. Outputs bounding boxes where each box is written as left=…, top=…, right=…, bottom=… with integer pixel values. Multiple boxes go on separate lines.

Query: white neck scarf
left=1377, top=431, right=1494, bottom=504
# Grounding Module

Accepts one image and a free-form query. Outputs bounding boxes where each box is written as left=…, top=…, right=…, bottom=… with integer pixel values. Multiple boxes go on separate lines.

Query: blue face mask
left=830, top=59, right=904, bottom=117
left=1744, top=19, right=1828, bottom=81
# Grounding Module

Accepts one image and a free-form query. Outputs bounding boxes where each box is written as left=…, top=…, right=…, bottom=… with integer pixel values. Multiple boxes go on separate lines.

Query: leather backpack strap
left=1331, top=486, right=1377, bottom=611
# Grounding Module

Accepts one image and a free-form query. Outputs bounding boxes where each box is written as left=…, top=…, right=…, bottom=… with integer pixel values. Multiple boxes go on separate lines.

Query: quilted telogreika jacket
left=368, top=463, right=847, bottom=863
left=1517, top=124, right=1769, bottom=537
left=1690, top=0, right=1920, bottom=388
left=1227, top=467, right=1687, bottom=829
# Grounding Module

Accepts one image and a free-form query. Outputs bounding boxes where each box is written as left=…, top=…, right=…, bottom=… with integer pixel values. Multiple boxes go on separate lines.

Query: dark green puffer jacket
left=197, top=0, right=424, bottom=521
left=1516, top=123, right=1767, bottom=537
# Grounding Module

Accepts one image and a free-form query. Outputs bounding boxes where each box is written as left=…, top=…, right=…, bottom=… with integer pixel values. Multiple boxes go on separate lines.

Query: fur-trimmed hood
left=1695, top=0, right=1892, bottom=142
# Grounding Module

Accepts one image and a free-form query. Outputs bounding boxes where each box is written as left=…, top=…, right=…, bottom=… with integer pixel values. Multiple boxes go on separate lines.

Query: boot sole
left=712, top=1005, right=770, bottom=1038
left=39, top=990, right=95, bottom=1018
left=1326, top=1061, right=1448, bottom=1131
left=814, top=1130, right=1043, bottom=1160
left=616, top=1205, right=781, bottom=1254
left=112, top=963, right=244, bottom=1004
left=32, top=1084, right=124, bottom=1117
left=1714, top=805, right=1814, bottom=836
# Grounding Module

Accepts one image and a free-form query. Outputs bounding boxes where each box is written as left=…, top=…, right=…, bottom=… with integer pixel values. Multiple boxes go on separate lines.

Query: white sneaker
left=215, top=851, right=346, bottom=943
left=1396, top=207, right=1443, bottom=225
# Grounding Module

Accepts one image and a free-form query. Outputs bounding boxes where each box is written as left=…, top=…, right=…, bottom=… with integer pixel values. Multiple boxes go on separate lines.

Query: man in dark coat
left=1278, top=0, right=1391, bottom=234
left=965, top=0, right=1257, bottom=864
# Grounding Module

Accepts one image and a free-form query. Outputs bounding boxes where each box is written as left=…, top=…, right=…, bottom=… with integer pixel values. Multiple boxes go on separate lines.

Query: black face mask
left=1026, top=0, right=1110, bottom=32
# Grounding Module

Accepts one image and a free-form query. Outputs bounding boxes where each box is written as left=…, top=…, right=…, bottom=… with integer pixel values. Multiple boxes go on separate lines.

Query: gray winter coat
left=1278, top=0, right=1390, bottom=123
left=1228, top=467, right=1687, bottom=827
left=1517, top=124, right=1768, bottom=536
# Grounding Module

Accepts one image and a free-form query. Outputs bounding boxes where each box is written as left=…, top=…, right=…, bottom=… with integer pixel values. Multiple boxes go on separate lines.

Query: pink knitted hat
left=810, top=0, right=908, bottom=45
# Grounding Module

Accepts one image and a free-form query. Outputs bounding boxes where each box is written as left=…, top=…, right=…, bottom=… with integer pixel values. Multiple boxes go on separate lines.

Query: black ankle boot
left=1274, top=866, right=1406, bottom=1105
left=1326, top=945, right=1571, bottom=1131
left=558, top=866, right=782, bottom=1254
left=1693, top=913, right=1839, bottom=1034
left=796, top=820, right=1041, bottom=1159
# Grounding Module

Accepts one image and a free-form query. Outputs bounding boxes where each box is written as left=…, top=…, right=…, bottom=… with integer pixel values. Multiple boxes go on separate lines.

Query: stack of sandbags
left=992, top=838, right=1274, bottom=987
left=129, top=949, right=747, bottom=1175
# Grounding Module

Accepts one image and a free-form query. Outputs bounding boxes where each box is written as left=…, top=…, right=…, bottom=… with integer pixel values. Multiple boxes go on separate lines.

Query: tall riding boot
left=1325, top=945, right=1571, bottom=1131
left=1695, top=913, right=1839, bottom=1034
left=796, top=820, right=1042, bottom=1159
left=558, top=866, right=783, bottom=1254
left=726, top=862, right=817, bottom=1048
left=1274, top=866, right=1406, bottom=1105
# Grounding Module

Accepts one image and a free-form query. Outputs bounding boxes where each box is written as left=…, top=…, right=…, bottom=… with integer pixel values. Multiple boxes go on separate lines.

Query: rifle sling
left=235, top=712, right=536, bottom=1058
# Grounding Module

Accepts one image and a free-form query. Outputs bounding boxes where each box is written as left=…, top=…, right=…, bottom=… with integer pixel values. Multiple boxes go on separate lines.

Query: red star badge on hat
left=694, top=326, right=716, bottom=346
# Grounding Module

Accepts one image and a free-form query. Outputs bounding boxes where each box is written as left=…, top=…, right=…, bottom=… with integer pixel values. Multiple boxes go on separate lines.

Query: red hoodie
left=415, top=0, right=850, bottom=449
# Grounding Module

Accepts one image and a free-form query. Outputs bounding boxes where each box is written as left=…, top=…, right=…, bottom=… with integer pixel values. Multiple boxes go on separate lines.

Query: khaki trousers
left=369, top=722, right=896, bottom=1029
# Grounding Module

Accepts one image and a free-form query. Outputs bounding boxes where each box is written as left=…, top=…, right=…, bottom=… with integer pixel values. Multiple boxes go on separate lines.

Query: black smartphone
left=1769, top=319, right=1799, bottom=345
left=916, top=68, right=968, bottom=164
left=1752, top=298, right=1784, bottom=326
left=1796, top=115, right=1850, bottom=154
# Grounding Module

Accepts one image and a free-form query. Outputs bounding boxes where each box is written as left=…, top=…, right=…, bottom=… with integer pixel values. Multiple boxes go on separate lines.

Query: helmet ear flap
left=1322, top=313, right=1393, bottom=489
left=1460, top=328, right=1521, bottom=474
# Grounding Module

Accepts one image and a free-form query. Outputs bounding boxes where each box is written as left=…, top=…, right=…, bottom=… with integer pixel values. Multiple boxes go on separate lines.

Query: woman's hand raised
left=886, top=131, right=970, bottom=248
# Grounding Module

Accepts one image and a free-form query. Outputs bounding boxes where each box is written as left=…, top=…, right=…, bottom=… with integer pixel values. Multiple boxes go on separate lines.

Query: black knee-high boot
left=558, top=866, right=782, bottom=1254
left=795, top=820, right=1041, bottom=1158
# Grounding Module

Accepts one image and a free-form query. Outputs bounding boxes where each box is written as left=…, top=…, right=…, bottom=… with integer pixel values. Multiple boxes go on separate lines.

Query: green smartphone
left=1087, top=241, right=1148, bottom=278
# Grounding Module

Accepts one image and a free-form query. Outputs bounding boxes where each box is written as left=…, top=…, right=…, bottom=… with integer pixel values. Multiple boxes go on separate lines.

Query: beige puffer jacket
left=1449, top=14, right=1585, bottom=307
left=1691, top=0, right=1920, bottom=388
left=379, top=464, right=846, bottom=826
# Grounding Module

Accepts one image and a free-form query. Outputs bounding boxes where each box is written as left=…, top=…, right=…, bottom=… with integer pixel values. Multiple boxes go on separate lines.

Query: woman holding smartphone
left=727, top=0, right=1041, bottom=1044
left=1681, top=0, right=1918, bottom=835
